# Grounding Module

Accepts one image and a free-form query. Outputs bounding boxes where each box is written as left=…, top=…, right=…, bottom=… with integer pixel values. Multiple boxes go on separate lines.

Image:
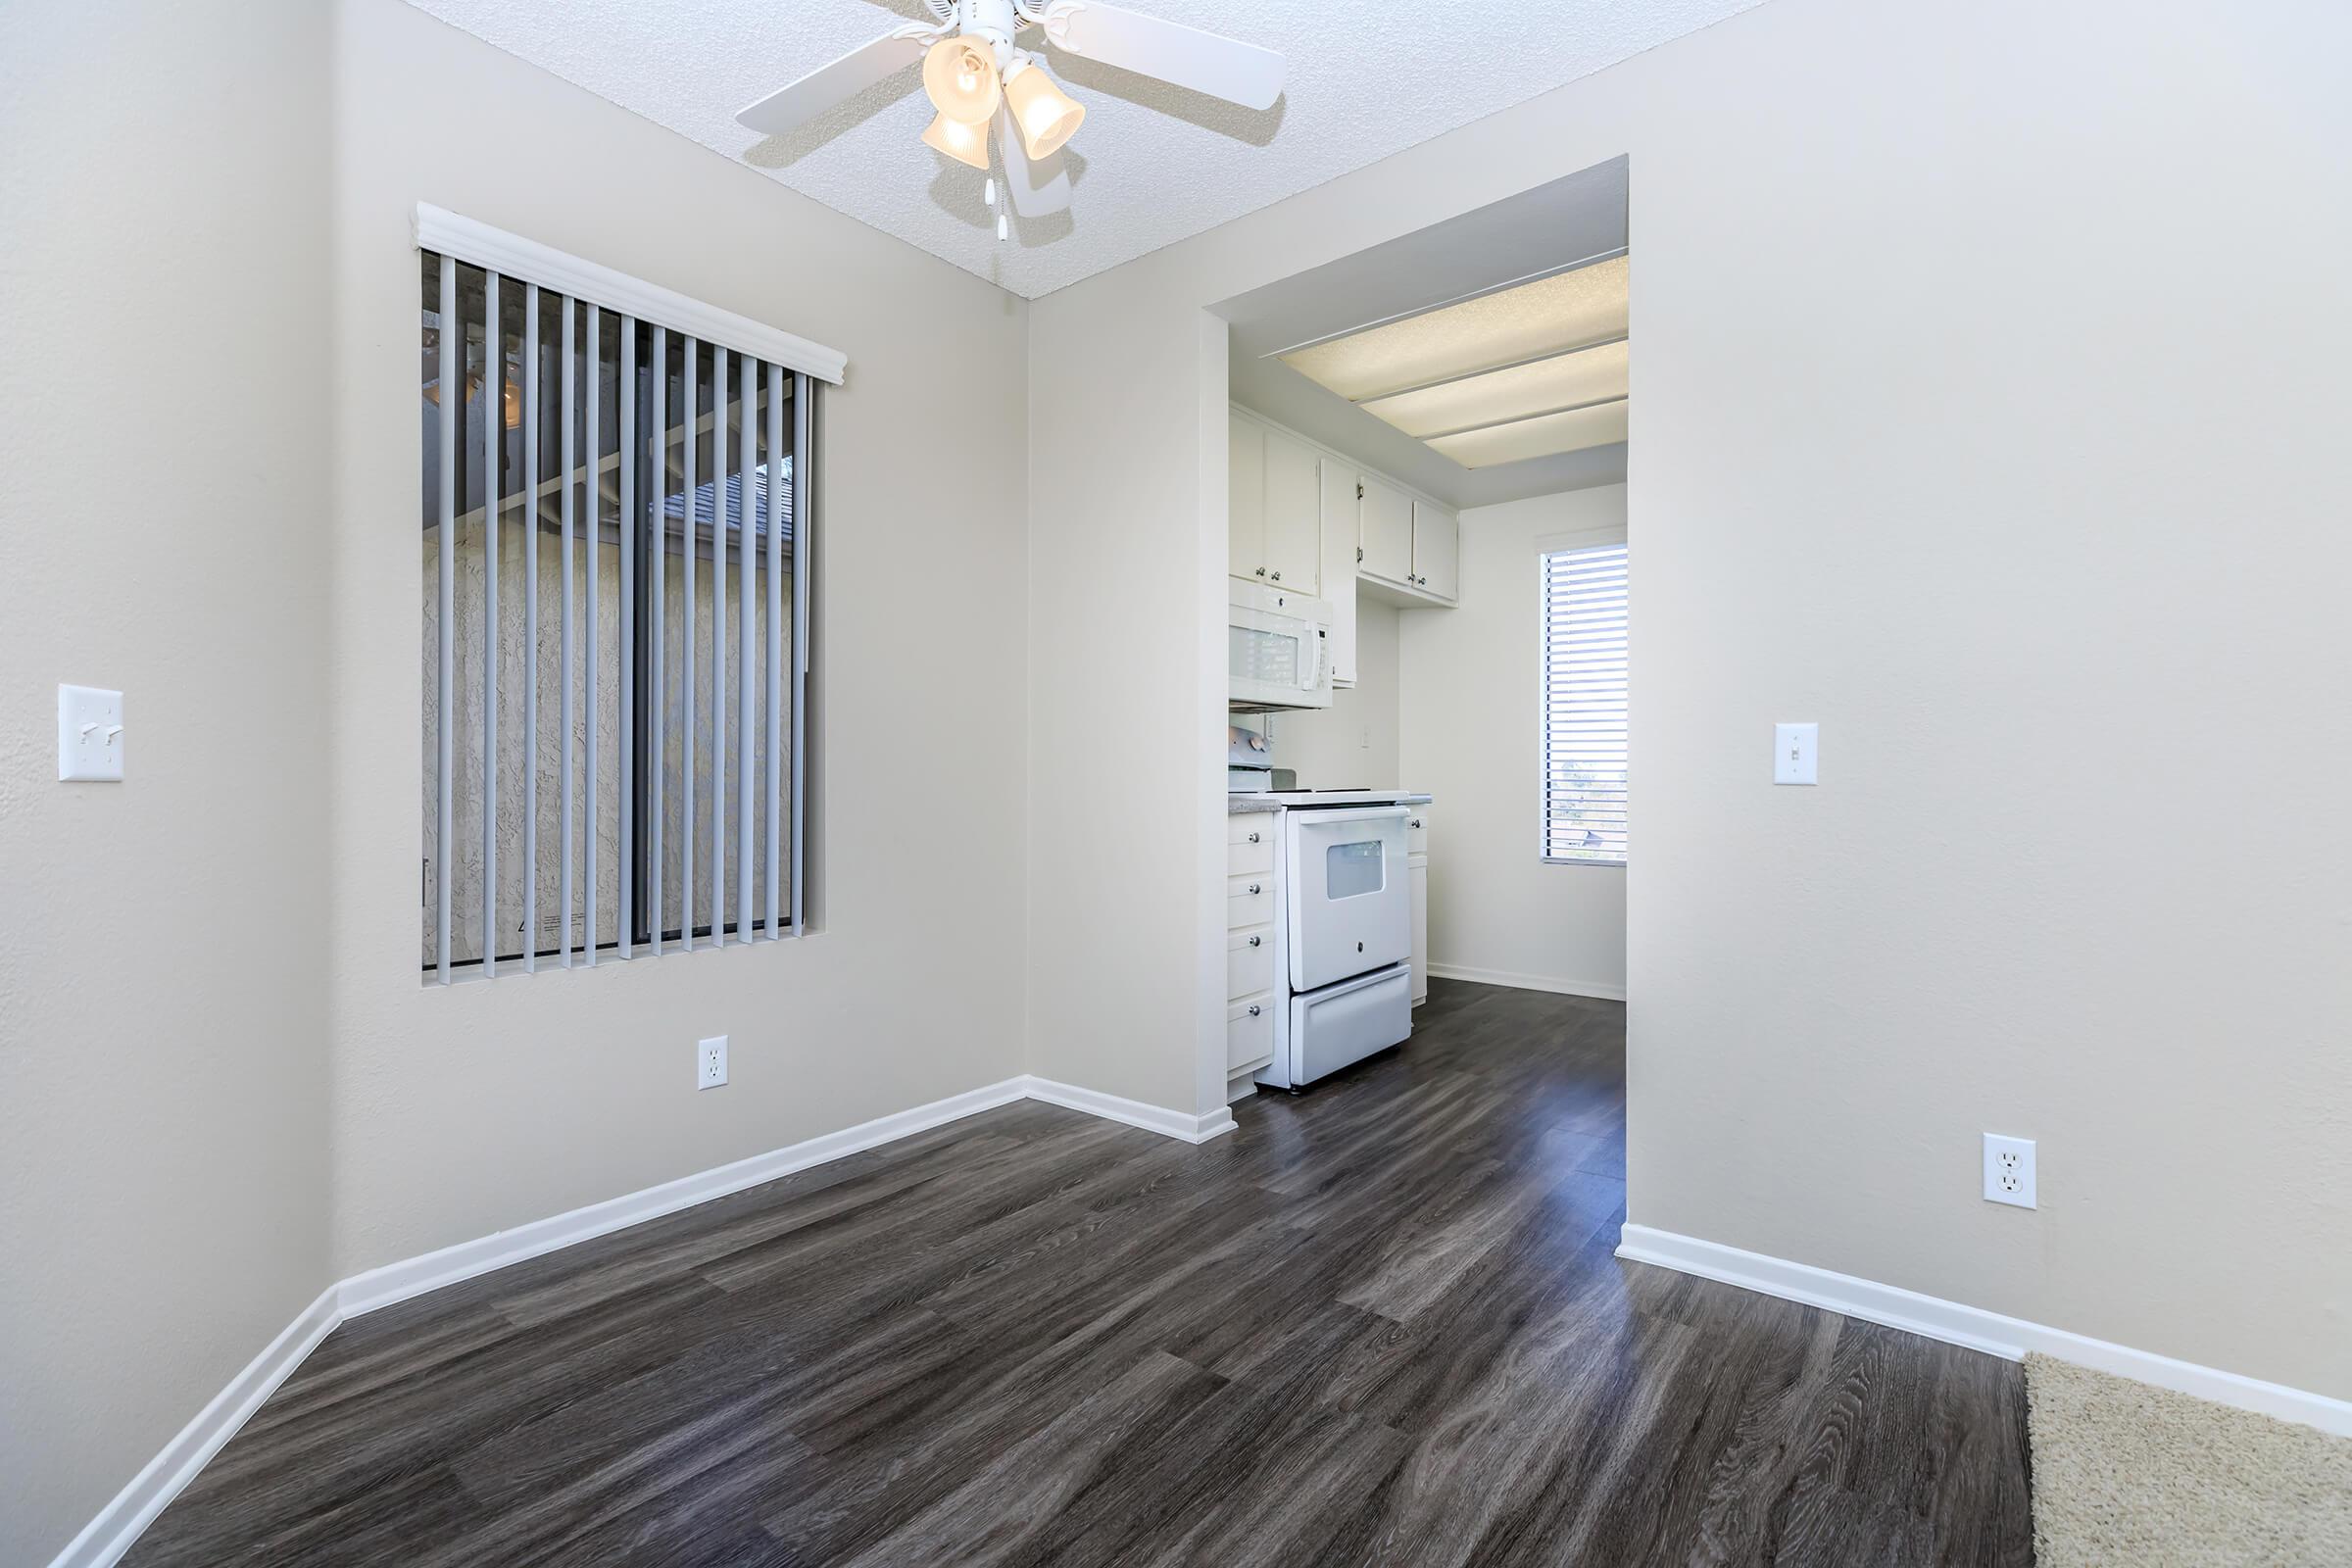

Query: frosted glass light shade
left=921, top=111, right=991, bottom=170
left=1004, top=63, right=1085, bottom=160
left=1426, top=399, right=1629, bottom=468
left=1361, top=338, right=1628, bottom=439
left=923, top=37, right=1001, bottom=124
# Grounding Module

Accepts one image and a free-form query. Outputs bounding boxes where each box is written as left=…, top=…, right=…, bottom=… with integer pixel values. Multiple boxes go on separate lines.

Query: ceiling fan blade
left=1040, top=2, right=1284, bottom=110
left=998, top=106, right=1072, bottom=217
left=736, top=30, right=928, bottom=138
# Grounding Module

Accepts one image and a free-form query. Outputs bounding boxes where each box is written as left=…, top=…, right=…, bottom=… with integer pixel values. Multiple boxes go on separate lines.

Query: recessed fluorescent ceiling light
left=1277, top=255, right=1629, bottom=467
left=1427, top=399, right=1630, bottom=469
left=1360, top=338, right=1627, bottom=440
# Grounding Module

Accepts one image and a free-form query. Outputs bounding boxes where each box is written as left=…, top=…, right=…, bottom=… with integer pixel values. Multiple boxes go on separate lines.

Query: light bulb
left=921, top=111, right=990, bottom=171
left=922, top=37, right=1001, bottom=126
left=1003, top=60, right=1084, bottom=160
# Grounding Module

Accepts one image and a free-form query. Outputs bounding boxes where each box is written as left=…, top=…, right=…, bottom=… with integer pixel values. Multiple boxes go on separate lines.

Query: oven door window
left=1325, top=840, right=1386, bottom=899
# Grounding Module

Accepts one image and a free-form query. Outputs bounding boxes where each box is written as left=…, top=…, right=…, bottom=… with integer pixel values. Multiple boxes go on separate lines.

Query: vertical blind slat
left=711, top=346, right=728, bottom=947
left=791, top=371, right=810, bottom=936
left=523, top=283, right=541, bottom=973
left=738, top=354, right=756, bottom=943
left=585, top=308, right=602, bottom=964
left=481, top=270, right=500, bottom=980
left=764, top=363, right=783, bottom=940
left=435, top=252, right=456, bottom=983
left=619, top=317, right=636, bottom=960
left=681, top=336, right=697, bottom=951
left=649, top=325, right=666, bottom=956
left=559, top=297, right=577, bottom=965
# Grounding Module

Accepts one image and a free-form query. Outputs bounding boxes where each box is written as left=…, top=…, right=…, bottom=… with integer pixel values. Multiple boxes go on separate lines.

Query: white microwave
left=1229, top=579, right=1333, bottom=711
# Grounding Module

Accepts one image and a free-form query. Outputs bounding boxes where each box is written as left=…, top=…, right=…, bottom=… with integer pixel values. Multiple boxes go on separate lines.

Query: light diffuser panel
left=1360, top=338, right=1628, bottom=440
left=1278, top=255, right=1629, bottom=403
left=1426, top=399, right=1629, bottom=468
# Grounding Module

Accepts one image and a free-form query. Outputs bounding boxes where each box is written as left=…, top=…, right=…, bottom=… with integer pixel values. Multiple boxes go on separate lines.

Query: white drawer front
left=1227, top=831, right=1274, bottom=877
left=1226, top=996, right=1274, bottom=1071
left=1226, top=872, right=1273, bottom=929
left=1227, top=811, right=1277, bottom=845
left=1406, top=807, right=1431, bottom=857
left=1227, top=927, right=1274, bottom=1000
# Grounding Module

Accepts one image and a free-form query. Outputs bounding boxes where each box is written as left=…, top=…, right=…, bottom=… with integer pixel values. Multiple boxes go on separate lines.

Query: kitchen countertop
left=1227, top=791, right=1433, bottom=814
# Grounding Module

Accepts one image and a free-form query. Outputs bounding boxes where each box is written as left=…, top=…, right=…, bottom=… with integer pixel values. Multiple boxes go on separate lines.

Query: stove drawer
left=1226, top=872, right=1273, bottom=929
left=1226, top=995, right=1274, bottom=1071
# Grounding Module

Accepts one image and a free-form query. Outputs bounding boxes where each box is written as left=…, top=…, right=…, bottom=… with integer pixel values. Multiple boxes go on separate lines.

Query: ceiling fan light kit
left=736, top=0, right=1284, bottom=236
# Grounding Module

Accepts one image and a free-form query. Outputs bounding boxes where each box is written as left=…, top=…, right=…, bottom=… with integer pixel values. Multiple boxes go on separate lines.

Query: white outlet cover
left=1983, top=1133, right=2036, bottom=1208
left=697, top=1034, right=729, bottom=1091
left=59, top=684, right=125, bottom=782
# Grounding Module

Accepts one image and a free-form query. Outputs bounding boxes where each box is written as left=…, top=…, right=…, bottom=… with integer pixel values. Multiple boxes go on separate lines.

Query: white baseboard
left=1616, top=1223, right=2352, bottom=1438
left=48, top=1071, right=1233, bottom=1568
left=339, top=1076, right=1032, bottom=1318
left=1018, top=1074, right=1237, bottom=1144
left=1428, top=962, right=1626, bottom=1003
left=47, top=1283, right=340, bottom=1568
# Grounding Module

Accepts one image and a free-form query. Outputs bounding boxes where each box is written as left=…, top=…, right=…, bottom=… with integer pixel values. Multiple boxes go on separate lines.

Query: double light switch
left=59, top=685, right=124, bottom=782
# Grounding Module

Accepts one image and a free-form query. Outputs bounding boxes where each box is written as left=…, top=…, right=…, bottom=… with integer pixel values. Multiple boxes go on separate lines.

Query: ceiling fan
left=737, top=0, right=1284, bottom=234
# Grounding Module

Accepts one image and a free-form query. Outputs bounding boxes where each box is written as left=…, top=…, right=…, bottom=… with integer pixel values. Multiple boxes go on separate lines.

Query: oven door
left=1285, top=806, right=1410, bottom=992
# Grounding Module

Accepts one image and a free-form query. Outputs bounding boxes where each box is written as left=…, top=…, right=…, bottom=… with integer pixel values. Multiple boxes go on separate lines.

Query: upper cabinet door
left=1229, top=411, right=1265, bottom=582
left=1261, top=428, right=1321, bottom=594
left=1317, top=457, right=1359, bottom=686
left=1359, top=477, right=1413, bottom=585
left=1413, top=502, right=1459, bottom=602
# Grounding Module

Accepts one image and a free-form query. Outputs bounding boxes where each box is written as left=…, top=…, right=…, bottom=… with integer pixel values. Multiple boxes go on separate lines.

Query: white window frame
left=1538, top=524, right=1629, bottom=867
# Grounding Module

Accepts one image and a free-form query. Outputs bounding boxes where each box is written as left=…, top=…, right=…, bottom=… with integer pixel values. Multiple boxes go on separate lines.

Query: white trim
left=1018, top=1074, right=1239, bottom=1144
left=1616, top=1224, right=2352, bottom=1439
left=48, top=1073, right=1237, bottom=1566
left=1428, top=962, right=1625, bottom=1003
left=340, top=1076, right=1030, bottom=1317
left=47, top=1284, right=340, bottom=1568
left=414, top=204, right=847, bottom=386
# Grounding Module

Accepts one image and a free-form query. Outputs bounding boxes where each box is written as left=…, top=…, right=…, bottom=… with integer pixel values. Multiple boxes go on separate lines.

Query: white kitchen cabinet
left=1317, top=456, right=1359, bottom=687
left=1412, top=502, right=1459, bottom=603
left=1228, top=411, right=1263, bottom=583
left=1230, top=414, right=1319, bottom=595
left=1407, top=804, right=1432, bottom=1005
left=1358, top=475, right=1413, bottom=587
left=1261, top=428, right=1321, bottom=593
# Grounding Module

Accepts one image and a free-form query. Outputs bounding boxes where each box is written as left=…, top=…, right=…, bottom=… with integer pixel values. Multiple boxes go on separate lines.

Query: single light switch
left=59, top=685, right=125, bottom=782
left=1774, top=721, right=1818, bottom=785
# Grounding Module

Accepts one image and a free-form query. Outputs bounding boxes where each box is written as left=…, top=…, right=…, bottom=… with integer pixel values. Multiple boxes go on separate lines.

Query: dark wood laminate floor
left=126, top=981, right=2033, bottom=1566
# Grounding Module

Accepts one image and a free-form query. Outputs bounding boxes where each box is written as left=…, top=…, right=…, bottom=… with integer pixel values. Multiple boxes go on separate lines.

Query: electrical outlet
left=697, top=1035, right=728, bottom=1091
left=1983, top=1133, right=2035, bottom=1208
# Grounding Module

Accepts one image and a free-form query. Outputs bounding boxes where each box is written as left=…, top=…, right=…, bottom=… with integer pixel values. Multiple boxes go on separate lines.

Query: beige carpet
left=2025, top=1352, right=2352, bottom=1567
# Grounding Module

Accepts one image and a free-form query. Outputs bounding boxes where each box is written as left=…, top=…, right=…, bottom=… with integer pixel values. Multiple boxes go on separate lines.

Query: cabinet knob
left=1248, top=1004, right=1262, bottom=1016
left=1248, top=934, right=1261, bottom=947
left=1254, top=566, right=1266, bottom=576
left=1247, top=831, right=1260, bottom=843
left=1270, top=571, right=1281, bottom=581
left=1248, top=882, right=1262, bottom=895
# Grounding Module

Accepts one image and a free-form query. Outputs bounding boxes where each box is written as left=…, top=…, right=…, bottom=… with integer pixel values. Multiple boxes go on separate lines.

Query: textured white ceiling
left=404, top=0, right=1759, bottom=299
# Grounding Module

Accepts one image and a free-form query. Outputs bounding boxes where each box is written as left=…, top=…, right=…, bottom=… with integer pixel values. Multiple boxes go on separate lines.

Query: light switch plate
left=59, top=685, right=124, bottom=782
left=1774, top=721, right=1818, bottom=785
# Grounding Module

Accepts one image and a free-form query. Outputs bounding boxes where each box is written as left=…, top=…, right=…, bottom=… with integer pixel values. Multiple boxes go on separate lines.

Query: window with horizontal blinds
left=418, top=250, right=814, bottom=981
left=1542, top=541, right=1628, bottom=864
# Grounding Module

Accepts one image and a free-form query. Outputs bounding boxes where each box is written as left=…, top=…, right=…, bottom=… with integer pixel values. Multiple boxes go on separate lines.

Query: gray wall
left=323, top=0, right=1032, bottom=1279
left=0, top=4, right=335, bottom=1560
left=1027, top=0, right=2352, bottom=1397
left=1399, top=487, right=1629, bottom=999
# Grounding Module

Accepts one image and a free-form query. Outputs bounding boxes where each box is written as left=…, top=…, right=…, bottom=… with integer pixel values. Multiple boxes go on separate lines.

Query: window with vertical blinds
left=417, top=243, right=818, bottom=980
left=1542, top=540, right=1628, bottom=863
